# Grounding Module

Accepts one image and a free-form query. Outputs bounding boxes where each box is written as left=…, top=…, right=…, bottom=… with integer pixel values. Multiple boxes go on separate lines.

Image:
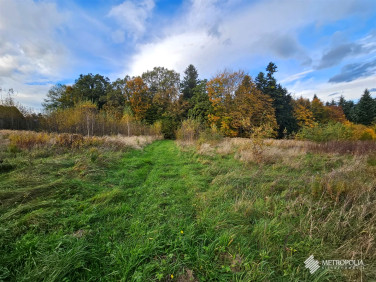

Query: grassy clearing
left=0, top=133, right=375, bottom=281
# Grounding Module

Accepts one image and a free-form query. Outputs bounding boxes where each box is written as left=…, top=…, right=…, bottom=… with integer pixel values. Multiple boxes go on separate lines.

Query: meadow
left=0, top=130, right=375, bottom=281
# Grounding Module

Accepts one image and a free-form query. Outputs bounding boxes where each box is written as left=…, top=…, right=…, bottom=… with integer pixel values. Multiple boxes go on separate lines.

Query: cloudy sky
left=1, top=0, right=376, bottom=111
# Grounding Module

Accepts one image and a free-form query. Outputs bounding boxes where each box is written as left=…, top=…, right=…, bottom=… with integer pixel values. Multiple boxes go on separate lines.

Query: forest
left=1, top=62, right=375, bottom=141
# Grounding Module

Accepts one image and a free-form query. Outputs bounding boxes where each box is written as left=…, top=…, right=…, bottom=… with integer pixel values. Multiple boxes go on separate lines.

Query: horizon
left=1, top=0, right=376, bottom=111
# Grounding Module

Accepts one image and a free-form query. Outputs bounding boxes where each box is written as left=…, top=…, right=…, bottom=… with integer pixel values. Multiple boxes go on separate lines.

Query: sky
left=1, top=0, right=376, bottom=111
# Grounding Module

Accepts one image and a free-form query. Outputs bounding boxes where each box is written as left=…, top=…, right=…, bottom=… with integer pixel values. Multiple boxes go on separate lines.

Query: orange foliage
left=326, top=105, right=347, bottom=123
left=293, top=97, right=315, bottom=128
left=125, top=77, right=151, bottom=121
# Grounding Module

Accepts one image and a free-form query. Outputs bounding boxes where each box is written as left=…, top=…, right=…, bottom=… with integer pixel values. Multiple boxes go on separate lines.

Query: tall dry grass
left=0, top=130, right=162, bottom=151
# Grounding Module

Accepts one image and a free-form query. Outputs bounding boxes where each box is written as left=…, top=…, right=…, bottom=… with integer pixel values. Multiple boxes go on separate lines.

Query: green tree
left=43, top=84, right=74, bottom=111
left=338, top=95, right=356, bottom=122
left=102, top=77, right=128, bottom=118
left=354, top=89, right=376, bottom=125
left=181, top=64, right=199, bottom=100
left=142, top=67, right=180, bottom=123
left=72, top=73, right=110, bottom=109
left=256, top=62, right=297, bottom=137
left=188, top=80, right=212, bottom=124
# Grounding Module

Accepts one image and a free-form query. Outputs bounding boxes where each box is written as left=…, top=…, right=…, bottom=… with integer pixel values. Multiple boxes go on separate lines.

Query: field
left=0, top=131, right=375, bottom=281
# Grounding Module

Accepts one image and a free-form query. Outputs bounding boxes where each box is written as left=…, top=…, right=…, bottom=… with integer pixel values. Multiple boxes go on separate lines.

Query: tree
left=79, top=101, right=97, bottom=137
left=256, top=62, right=297, bottom=137
left=207, top=70, right=244, bottom=136
left=43, top=84, right=74, bottom=111
left=354, top=89, right=376, bottom=125
left=72, top=73, right=110, bottom=109
left=232, top=75, right=277, bottom=137
left=122, top=107, right=134, bottom=137
left=326, top=105, right=347, bottom=123
left=338, top=95, right=356, bottom=122
left=142, top=67, right=180, bottom=123
left=181, top=64, right=199, bottom=100
left=124, top=77, right=151, bottom=121
left=102, top=77, right=128, bottom=118
left=293, top=97, right=315, bottom=128
left=311, top=95, right=329, bottom=123
left=188, top=80, right=212, bottom=124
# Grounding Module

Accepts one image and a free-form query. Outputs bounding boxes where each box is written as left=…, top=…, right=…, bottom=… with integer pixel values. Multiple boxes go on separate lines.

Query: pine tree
left=354, top=89, right=376, bottom=125
left=338, top=95, right=356, bottom=122
left=181, top=64, right=199, bottom=100
left=256, top=62, right=297, bottom=138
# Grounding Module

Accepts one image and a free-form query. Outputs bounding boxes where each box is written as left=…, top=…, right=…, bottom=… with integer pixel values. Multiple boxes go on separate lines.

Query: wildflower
left=180, top=230, right=184, bottom=234
left=170, top=274, right=174, bottom=279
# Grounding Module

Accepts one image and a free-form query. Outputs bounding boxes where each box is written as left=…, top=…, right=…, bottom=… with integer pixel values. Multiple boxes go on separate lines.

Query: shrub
left=9, top=132, right=50, bottom=150
left=176, top=119, right=201, bottom=142
left=296, top=122, right=376, bottom=142
left=198, top=125, right=223, bottom=145
left=151, top=121, right=162, bottom=136
left=308, top=140, right=376, bottom=155
left=161, top=117, right=179, bottom=139
left=55, top=133, right=84, bottom=148
left=296, top=122, right=352, bottom=142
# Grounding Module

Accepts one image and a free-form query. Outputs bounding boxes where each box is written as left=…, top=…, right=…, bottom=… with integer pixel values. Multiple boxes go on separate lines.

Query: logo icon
left=304, top=255, right=320, bottom=274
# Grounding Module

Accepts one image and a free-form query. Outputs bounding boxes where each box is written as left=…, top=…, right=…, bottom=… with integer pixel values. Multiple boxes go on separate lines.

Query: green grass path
left=1, top=140, right=330, bottom=281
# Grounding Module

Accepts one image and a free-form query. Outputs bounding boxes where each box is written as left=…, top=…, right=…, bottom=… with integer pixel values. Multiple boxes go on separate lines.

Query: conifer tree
left=354, top=89, right=376, bottom=125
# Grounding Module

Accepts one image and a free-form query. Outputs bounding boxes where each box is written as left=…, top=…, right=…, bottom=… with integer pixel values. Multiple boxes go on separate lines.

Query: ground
left=0, top=138, right=375, bottom=281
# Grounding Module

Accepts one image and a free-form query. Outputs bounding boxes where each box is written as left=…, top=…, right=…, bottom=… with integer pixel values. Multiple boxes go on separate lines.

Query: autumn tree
left=311, top=95, right=329, bottom=123
left=124, top=76, right=151, bottom=121
left=121, top=106, right=134, bottom=137
left=326, top=105, right=347, bottom=123
left=293, top=97, right=315, bottom=128
left=207, top=70, right=244, bottom=136
left=232, top=75, right=277, bottom=137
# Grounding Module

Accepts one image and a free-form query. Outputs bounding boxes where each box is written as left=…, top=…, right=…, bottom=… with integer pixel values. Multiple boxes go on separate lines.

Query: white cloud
left=108, top=0, right=155, bottom=40
left=280, top=70, right=314, bottom=84
left=122, top=0, right=376, bottom=102
left=126, top=0, right=374, bottom=77
left=289, top=75, right=376, bottom=102
left=0, top=0, right=69, bottom=109
left=0, top=0, right=68, bottom=78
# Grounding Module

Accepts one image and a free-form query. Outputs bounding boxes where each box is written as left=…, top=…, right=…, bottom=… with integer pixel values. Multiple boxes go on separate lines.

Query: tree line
left=1, top=63, right=375, bottom=139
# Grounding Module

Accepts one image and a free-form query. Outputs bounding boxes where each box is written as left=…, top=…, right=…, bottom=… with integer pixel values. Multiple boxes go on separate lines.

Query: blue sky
left=1, top=0, right=376, bottom=111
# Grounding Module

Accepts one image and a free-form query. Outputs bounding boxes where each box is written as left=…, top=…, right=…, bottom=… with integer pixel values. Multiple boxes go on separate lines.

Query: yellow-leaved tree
left=293, top=97, right=316, bottom=128
left=207, top=71, right=277, bottom=137
left=124, top=77, right=151, bottom=121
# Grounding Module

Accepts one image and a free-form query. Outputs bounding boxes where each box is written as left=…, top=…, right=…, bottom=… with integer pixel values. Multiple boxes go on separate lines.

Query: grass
left=0, top=133, right=375, bottom=281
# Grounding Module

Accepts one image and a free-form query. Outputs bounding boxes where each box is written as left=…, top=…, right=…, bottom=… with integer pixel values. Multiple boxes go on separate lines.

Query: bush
left=9, top=132, right=50, bottom=150
left=55, top=133, right=84, bottom=148
left=176, top=119, right=201, bottom=142
left=198, top=125, right=223, bottom=144
left=296, top=122, right=376, bottom=142
left=161, top=117, right=179, bottom=139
